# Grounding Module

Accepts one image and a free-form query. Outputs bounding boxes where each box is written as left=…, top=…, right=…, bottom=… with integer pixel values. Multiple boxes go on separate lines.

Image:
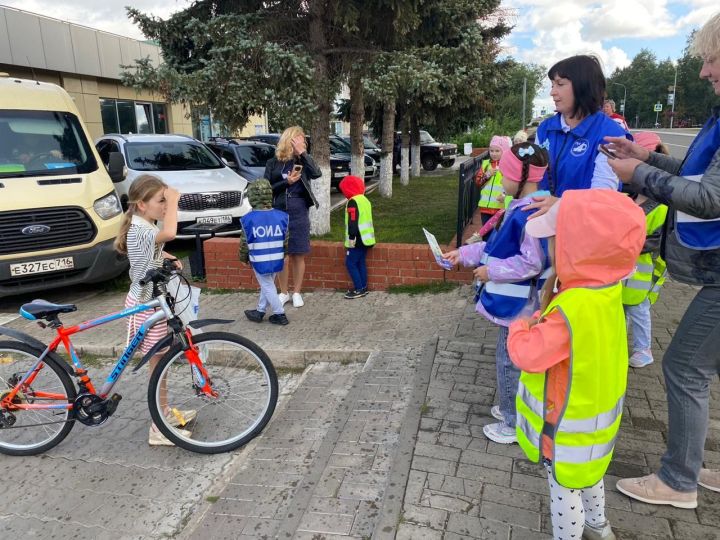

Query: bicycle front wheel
left=0, top=341, right=76, bottom=456
left=147, top=331, right=278, bottom=454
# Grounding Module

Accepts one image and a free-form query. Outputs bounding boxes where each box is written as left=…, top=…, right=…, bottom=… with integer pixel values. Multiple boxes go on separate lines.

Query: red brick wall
left=204, top=238, right=475, bottom=291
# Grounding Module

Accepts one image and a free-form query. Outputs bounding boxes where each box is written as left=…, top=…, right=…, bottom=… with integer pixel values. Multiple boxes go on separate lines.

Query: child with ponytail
left=443, top=142, right=551, bottom=444
left=114, top=175, right=193, bottom=446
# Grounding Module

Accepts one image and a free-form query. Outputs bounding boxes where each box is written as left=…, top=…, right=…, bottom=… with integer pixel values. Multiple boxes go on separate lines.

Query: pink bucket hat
left=525, top=199, right=561, bottom=238
left=498, top=146, right=547, bottom=183
left=489, top=135, right=511, bottom=153
left=633, top=131, right=662, bottom=151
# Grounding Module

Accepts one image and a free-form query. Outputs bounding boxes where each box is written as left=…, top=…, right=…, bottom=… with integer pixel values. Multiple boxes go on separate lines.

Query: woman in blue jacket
left=529, top=55, right=627, bottom=214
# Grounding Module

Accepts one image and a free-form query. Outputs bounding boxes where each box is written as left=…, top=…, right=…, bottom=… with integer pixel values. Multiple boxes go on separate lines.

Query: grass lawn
left=318, top=173, right=458, bottom=245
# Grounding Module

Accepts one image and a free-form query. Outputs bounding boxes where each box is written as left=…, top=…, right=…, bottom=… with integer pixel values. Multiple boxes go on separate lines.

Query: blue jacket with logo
left=535, top=112, right=627, bottom=196
left=241, top=209, right=289, bottom=274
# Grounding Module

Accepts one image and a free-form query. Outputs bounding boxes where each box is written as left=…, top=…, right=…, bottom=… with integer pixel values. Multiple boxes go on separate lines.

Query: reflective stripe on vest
left=515, top=284, right=627, bottom=489
left=675, top=113, right=720, bottom=250
left=345, top=194, right=376, bottom=248
left=623, top=204, right=668, bottom=305
left=478, top=160, right=504, bottom=210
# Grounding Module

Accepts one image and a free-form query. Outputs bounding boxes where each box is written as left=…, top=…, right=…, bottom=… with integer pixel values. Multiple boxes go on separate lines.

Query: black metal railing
left=456, top=151, right=488, bottom=247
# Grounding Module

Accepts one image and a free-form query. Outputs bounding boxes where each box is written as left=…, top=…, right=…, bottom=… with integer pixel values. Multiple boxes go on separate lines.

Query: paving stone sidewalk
left=401, top=278, right=720, bottom=540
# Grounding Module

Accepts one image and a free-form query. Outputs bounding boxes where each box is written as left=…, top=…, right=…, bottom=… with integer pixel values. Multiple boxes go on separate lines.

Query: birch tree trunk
left=349, top=72, right=365, bottom=178
left=378, top=99, right=395, bottom=198
left=410, top=115, right=421, bottom=177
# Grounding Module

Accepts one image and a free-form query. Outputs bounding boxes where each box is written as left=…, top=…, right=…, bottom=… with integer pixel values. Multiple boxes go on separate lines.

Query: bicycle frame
left=1, top=294, right=208, bottom=412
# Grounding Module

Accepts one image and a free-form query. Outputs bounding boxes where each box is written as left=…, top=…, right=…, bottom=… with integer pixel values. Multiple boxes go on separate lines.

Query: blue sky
left=499, top=0, right=717, bottom=114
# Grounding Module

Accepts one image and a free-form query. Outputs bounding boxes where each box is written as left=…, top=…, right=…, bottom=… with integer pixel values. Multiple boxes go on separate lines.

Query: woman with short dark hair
left=528, top=55, right=627, bottom=214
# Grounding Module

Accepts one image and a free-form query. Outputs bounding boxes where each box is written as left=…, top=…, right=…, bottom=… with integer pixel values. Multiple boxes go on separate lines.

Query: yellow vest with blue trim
left=477, top=159, right=504, bottom=210
left=622, top=204, right=668, bottom=306
left=345, top=194, right=376, bottom=248
left=516, top=284, right=627, bottom=489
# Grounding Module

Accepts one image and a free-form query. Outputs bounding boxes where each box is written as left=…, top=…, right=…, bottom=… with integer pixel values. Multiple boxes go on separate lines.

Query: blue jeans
left=345, top=247, right=368, bottom=291
left=496, top=325, right=520, bottom=428
left=625, top=298, right=652, bottom=352
left=658, top=286, right=720, bottom=492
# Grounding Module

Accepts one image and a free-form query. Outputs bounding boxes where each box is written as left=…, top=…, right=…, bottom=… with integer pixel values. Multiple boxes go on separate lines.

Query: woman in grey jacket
left=606, top=11, right=720, bottom=511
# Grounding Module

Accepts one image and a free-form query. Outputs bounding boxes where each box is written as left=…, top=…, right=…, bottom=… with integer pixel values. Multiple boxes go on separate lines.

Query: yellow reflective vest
left=345, top=194, right=376, bottom=248
left=622, top=204, right=668, bottom=306
left=516, top=284, right=627, bottom=489
left=477, top=159, right=504, bottom=211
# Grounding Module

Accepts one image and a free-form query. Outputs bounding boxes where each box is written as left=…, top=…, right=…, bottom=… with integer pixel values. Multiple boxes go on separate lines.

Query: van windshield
left=0, top=110, right=97, bottom=178
left=125, top=141, right=224, bottom=171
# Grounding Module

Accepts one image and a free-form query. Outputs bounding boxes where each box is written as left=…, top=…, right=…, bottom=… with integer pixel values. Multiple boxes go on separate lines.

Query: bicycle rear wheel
left=0, top=341, right=76, bottom=456
left=147, top=332, right=278, bottom=454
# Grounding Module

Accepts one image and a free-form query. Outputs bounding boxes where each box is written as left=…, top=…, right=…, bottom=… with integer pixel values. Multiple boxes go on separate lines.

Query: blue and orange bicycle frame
left=1, top=296, right=216, bottom=413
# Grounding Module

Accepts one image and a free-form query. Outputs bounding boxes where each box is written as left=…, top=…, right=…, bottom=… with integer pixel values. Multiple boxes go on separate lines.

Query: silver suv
left=95, top=134, right=251, bottom=238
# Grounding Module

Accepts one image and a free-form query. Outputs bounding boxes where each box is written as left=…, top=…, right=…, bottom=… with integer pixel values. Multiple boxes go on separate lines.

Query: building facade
left=0, top=5, right=266, bottom=140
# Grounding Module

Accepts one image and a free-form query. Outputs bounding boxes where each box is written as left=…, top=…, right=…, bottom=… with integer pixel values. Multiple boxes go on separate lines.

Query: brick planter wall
left=204, top=238, right=475, bottom=291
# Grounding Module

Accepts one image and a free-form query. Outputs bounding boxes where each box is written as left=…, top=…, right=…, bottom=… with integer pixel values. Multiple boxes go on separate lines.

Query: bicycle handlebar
left=139, top=259, right=179, bottom=287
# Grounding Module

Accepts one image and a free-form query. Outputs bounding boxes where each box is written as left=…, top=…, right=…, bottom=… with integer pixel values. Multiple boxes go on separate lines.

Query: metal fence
left=455, top=151, right=488, bottom=247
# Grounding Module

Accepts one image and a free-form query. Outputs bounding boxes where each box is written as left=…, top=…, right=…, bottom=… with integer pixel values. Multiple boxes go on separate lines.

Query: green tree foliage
left=607, top=33, right=717, bottom=129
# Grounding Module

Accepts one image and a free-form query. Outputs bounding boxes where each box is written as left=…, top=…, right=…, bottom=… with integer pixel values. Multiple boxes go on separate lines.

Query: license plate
left=197, top=215, right=232, bottom=225
left=10, top=257, right=74, bottom=277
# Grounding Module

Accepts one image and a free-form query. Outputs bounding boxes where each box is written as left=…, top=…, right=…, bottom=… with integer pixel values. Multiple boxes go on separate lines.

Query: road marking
left=664, top=143, right=690, bottom=148
left=651, top=131, right=698, bottom=137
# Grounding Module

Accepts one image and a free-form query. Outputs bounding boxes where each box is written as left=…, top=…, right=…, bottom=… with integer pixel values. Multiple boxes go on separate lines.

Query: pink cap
left=633, top=131, right=662, bottom=151
left=489, top=135, right=511, bottom=153
left=499, top=148, right=547, bottom=183
left=526, top=200, right=561, bottom=238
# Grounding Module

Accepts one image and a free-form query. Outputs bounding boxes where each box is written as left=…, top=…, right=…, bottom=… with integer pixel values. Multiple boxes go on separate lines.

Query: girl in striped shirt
left=114, top=175, right=194, bottom=446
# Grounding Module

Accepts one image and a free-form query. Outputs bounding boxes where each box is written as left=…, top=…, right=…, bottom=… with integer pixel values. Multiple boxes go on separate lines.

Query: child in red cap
left=339, top=175, right=375, bottom=299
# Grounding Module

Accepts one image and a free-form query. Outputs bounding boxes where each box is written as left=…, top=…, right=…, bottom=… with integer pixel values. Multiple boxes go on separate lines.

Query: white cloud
left=1, top=0, right=189, bottom=40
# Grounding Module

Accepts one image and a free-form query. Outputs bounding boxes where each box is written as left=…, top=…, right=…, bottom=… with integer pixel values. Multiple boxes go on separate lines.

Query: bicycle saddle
left=20, top=300, right=77, bottom=321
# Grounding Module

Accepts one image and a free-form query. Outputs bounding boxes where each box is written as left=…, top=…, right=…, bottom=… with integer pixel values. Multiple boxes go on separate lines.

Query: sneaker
left=699, top=468, right=720, bottom=492
left=616, top=473, right=697, bottom=509
left=244, top=309, right=265, bottom=323
left=582, top=521, right=616, bottom=540
left=292, top=292, right=304, bottom=308
left=344, top=289, right=365, bottom=299
left=149, top=425, right=192, bottom=446
left=278, top=292, right=290, bottom=306
left=483, top=422, right=517, bottom=444
left=269, top=313, right=289, bottom=325
left=490, top=405, right=505, bottom=422
left=629, top=348, right=654, bottom=368
left=166, top=408, right=197, bottom=427
left=465, top=232, right=483, bottom=244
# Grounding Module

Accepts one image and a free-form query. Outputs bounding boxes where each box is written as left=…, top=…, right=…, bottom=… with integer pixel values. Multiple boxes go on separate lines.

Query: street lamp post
left=670, top=63, right=678, bottom=129
left=611, top=82, right=627, bottom=117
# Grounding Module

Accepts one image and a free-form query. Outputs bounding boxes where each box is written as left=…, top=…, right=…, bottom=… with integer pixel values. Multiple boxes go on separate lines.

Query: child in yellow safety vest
left=339, top=175, right=376, bottom=299
left=622, top=131, right=669, bottom=369
left=467, top=135, right=511, bottom=243
left=507, top=190, right=646, bottom=540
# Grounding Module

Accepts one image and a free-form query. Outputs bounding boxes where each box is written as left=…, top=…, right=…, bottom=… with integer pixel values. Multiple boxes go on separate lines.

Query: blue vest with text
left=479, top=201, right=550, bottom=319
left=241, top=209, right=289, bottom=274
left=674, top=110, right=720, bottom=250
left=536, top=112, right=627, bottom=196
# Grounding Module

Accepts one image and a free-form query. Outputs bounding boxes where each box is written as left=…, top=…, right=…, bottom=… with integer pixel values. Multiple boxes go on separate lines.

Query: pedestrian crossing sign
left=654, top=103, right=663, bottom=112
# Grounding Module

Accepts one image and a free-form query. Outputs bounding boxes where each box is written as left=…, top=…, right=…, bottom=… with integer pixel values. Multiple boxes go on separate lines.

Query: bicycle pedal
left=106, top=393, right=122, bottom=416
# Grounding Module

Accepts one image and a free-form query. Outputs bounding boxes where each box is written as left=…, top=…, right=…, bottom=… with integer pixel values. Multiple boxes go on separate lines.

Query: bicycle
left=0, top=260, right=278, bottom=456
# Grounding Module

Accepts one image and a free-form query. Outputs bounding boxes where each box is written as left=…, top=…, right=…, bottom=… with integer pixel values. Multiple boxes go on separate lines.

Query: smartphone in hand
left=598, top=144, right=617, bottom=160
left=292, top=164, right=303, bottom=175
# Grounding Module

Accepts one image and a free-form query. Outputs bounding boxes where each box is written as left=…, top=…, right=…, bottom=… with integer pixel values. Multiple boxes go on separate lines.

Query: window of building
left=99, top=98, right=169, bottom=135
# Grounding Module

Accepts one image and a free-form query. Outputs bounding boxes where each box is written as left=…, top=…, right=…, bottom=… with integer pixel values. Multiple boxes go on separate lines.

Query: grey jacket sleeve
left=645, top=151, right=683, bottom=175
left=632, top=147, right=720, bottom=220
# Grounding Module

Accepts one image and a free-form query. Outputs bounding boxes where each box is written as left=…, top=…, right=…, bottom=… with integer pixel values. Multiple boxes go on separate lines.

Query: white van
left=0, top=75, right=126, bottom=297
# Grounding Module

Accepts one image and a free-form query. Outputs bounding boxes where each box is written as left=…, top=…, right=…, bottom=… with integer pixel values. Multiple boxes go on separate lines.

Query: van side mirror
left=107, top=152, right=126, bottom=183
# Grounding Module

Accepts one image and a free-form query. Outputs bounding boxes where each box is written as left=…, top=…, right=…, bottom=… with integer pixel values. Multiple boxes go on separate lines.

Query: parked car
left=0, top=76, right=126, bottom=297
left=206, top=138, right=276, bottom=181
left=393, top=130, right=457, bottom=171
left=525, top=113, right=555, bottom=142
left=340, top=134, right=382, bottom=163
left=95, top=134, right=251, bottom=238
left=245, top=133, right=377, bottom=188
